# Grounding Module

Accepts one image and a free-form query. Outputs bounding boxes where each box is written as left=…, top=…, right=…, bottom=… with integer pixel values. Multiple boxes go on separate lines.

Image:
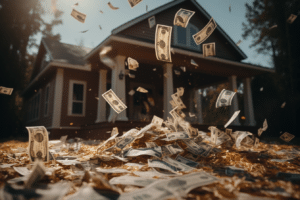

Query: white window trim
left=44, top=83, right=50, bottom=117
left=68, top=80, right=86, bottom=117
left=173, top=23, right=201, bottom=51
left=27, top=90, right=41, bottom=122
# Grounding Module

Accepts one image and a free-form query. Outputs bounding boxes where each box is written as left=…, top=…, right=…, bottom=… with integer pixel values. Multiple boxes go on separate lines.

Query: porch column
left=228, top=75, right=241, bottom=125
left=108, top=55, right=128, bottom=122
left=95, top=69, right=107, bottom=123
left=195, top=89, right=204, bottom=124
left=243, top=77, right=256, bottom=126
left=52, top=68, right=64, bottom=128
left=163, top=63, right=174, bottom=120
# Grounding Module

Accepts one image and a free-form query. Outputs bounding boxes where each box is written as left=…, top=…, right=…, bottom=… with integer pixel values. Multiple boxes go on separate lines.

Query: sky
left=39, top=0, right=272, bottom=68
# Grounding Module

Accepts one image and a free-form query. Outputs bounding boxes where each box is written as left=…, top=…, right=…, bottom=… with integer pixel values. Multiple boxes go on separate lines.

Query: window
left=68, top=80, right=86, bottom=116
left=28, top=92, right=41, bottom=121
left=174, top=23, right=201, bottom=51
left=44, top=84, right=50, bottom=116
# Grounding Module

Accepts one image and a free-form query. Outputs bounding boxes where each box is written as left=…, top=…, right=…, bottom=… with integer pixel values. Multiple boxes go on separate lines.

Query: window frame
left=27, top=90, right=41, bottom=122
left=68, top=80, right=86, bottom=117
left=173, top=23, right=201, bottom=51
left=44, top=84, right=50, bottom=117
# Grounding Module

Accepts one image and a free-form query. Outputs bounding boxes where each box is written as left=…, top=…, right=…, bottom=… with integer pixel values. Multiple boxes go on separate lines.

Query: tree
left=242, top=0, right=300, bottom=135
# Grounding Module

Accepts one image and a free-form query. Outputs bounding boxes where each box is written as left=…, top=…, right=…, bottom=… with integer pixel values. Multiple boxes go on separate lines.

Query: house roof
left=85, top=0, right=247, bottom=60
left=42, top=38, right=92, bottom=65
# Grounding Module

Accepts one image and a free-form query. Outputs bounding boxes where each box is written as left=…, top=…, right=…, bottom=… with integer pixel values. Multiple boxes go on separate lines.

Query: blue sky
left=39, top=0, right=272, bottom=67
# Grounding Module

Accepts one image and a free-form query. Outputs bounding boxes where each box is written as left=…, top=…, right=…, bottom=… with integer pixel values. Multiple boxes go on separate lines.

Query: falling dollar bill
left=108, top=2, right=119, bottom=10
left=180, top=66, right=186, bottom=72
left=24, top=161, right=46, bottom=189
left=0, top=86, right=13, bottom=95
left=170, top=106, right=186, bottom=119
left=193, top=18, right=217, bottom=45
left=236, top=40, right=242, bottom=46
left=115, top=135, right=135, bottom=149
left=136, top=87, right=148, bottom=93
left=171, top=93, right=186, bottom=109
left=128, top=89, right=135, bottom=96
left=102, top=89, right=127, bottom=114
left=215, top=89, right=236, bottom=108
left=269, top=25, right=278, bottom=30
left=151, top=115, right=164, bottom=126
left=287, top=14, right=297, bottom=24
left=258, top=119, right=268, bottom=136
left=280, top=132, right=295, bottom=143
left=224, top=110, right=240, bottom=128
left=177, top=87, right=184, bottom=96
left=191, top=59, right=198, bottom=66
left=127, top=57, right=139, bottom=70
left=70, top=9, right=86, bottom=23
left=148, top=16, right=156, bottom=28
left=128, top=0, right=143, bottom=8
left=173, top=8, right=195, bottom=28
left=26, top=126, right=49, bottom=162
left=203, top=42, right=216, bottom=57
left=155, top=24, right=172, bottom=62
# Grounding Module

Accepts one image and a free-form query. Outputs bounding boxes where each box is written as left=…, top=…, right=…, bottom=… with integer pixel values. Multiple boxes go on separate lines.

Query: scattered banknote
left=127, top=57, right=139, bottom=70
left=80, top=30, right=88, bottom=33
left=115, top=135, right=135, bottom=149
left=96, top=168, right=129, bottom=174
left=13, top=167, right=31, bottom=176
left=180, top=66, right=186, bottom=72
left=171, top=93, right=186, bottom=109
left=70, top=9, right=86, bottom=23
left=210, top=126, right=218, bottom=145
left=287, top=14, right=297, bottom=24
left=0, top=86, right=13, bottom=95
left=189, top=112, right=196, bottom=118
left=235, top=131, right=252, bottom=148
left=281, top=102, right=286, bottom=108
left=215, top=89, right=236, bottom=108
left=175, top=155, right=199, bottom=168
left=145, top=142, right=158, bottom=148
left=162, top=143, right=184, bottom=155
left=148, top=159, right=180, bottom=173
left=26, top=126, right=49, bottom=162
left=203, top=42, right=216, bottom=57
left=148, top=16, right=156, bottom=28
left=102, top=89, right=127, bottom=114
left=225, top=110, right=240, bottom=128
left=155, top=24, right=172, bottom=62
left=163, top=156, right=194, bottom=172
left=191, top=59, right=198, bottom=66
left=65, top=185, right=112, bottom=200
left=110, top=175, right=157, bottom=187
left=125, top=163, right=145, bottom=169
left=151, top=115, right=164, bottom=126
left=258, top=119, right=268, bottom=136
left=97, top=127, right=119, bottom=152
left=193, top=18, right=217, bottom=45
left=137, top=86, right=148, bottom=93
left=108, top=2, right=119, bottom=10
left=24, top=161, right=46, bottom=188
left=174, top=69, right=181, bottom=75
left=173, top=8, right=195, bottom=28
left=123, top=147, right=162, bottom=158
left=254, top=137, right=260, bottom=148
left=269, top=25, right=278, bottom=30
left=128, top=0, right=143, bottom=8
left=166, top=131, right=189, bottom=141
left=164, top=117, right=178, bottom=132
left=280, top=132, right=295, bottom=143
left=236, top=40, right=242, bottom=46
left=177, top=87, right=184, bottom=96
left=128, top=89, right=135, bottom=96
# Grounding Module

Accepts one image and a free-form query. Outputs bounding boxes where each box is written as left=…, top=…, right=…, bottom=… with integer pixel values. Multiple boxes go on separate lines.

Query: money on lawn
left=193, top=18, right=217, bottom=45
left=123, top=147, right=162, bottom=158
left=70, top=9, right=86, bottom=23
left=224, top=110, right=240, bottom=128
left=171, top=93, right=186, bottom=109
left=175, top=155, right=199, bottom=168
left=210, top=126, right=218, bottom=145
left=155, top=24, right=172, bottom=62
left=0, top=86, right=13, bottom=95
left=128, top=0, right=143, bottom=8
left=163, top=156, right=193, bottom=172
left=26, top=126, right=49, bottom=162
left=161, top=143, right=184, bottom=155
left=203, top=42, right=216, bottom=57
left=24, top=161, right=46, bottom=188
left=102, top=89, right=127, bottom=114
left=148, top=16, right=156, bottom=29
left=108, top=2, right=119, bottom=10
left=174, top=8, right=195, bottom=28
left=109, top=175, right=157, bottom=187
left=148, top=159, right=180, bottom=173
left=280, top=132, right=295, bottom=143
left=215, top=89, right=236, bottom=108
left=127, top=57, right=139, bottom=70
left=166, top=131, right=189, bottom=141
left=235, top=131, right=252, bottom=148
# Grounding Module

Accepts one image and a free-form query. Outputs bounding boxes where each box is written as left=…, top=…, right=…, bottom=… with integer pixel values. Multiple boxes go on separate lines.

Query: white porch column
left=243, top=77, right=256, bottom=126
left=195, top=89, right=204, bottom=124
left=95, top=69, right=107, bottom=123
left=108, top=55, right=128, bottom=122
left=228, top=75, right=241, bottom=125
left=52, top=68, right=64, bottom=128
left=163, top=63, right=174, bottom=120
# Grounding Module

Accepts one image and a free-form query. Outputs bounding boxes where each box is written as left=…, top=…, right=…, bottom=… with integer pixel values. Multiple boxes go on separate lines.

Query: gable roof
left=42, top=38, right=92, bottom=66
left=109, top=0, right=247, bottom=60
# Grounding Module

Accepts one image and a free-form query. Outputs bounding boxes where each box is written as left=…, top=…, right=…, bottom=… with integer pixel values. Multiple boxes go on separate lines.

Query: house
left=22, top=0, right=274, bottom=140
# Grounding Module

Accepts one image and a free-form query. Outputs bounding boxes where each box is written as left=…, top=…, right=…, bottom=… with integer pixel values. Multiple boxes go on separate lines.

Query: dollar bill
left=254, top=137, right=260, bottom=148
left=128, top=89, right=135, bottom=96
left=182, top=139, right=204, bottom=156
left=13, top=167, right=31, bottom=176
left=175, top=155, right=199, bottom=168
left=155, top=24, right=172, bottom=62
left=102, top=89, right=127, bottom=114
left=127, top=57, right=139, bottom=70
left=70, top=9, right=86, bottom=23
left=184, top=152, right=201, bottom=161
left=173, top=8, right=195, bottom=28
left=24, top=161, right=46, bottom=188
left=191, top=59, right=198, bottom=66
left=236, top=40, right=242, bottom=46
left=280, top=132, right=295, bottom=143
left=148, top=159, right=181, bottom=173
left=163, top=156, right=193, bottom=172
left=124, top=147, right=162, bottom=158
left=128, top=0, right=143, bottom=8
left=137, top=87, right=148, bottom=93
left=203, top=44, right=216, bottom=59
left=107, top=2, right=119, bottom=10
left=258, top=119, right=268, bottom=136
left=96, top=168, right=129, bottom=174
left=164, top=117, right=178, bottom=132
left=187, top=126, right=198, bottom=138
left=169, top=100, right=177, bottom=108
left=193, top=18, right=217, bottom=45
left=151, top=115, right=164, bottom=126
left=115, top=135, right=135, bottom=150
left=210, top=126, right=218, bottom=145
left=161, top=143, right=184, bottom=155
left=281, top=102, right=286, bottom=108
left=145, top=142, right=158, bottom=148
left=189, top=112, right=196, bottom=118
left=166, top=131, right=189, bottom=141
left=180, top=66, right=186, bottom=72
left=224, top=110, right=240, bottom=128
left=287, top=14, right=297, bottom=24
left=215, top=89, right=236, bottom=108
left=148, top=16, right=156, bottom=29
left=174, top=69, right=180, bottom=75
left=170, top=107, right=186, bottom=120
left=177, top=87, right=184, bottom=96
left=26, top=126, right=49, bottom=162
left=97, top=127, right=119, bottom=152
left=110, top=175, right=156, bottom=187
left=235, top=131, right=252, bottom=148
left=0, top=86, right=13, bottom=95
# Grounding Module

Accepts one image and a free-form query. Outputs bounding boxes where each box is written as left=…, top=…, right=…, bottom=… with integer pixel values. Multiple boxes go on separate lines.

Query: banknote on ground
left=193, top=18, right=217, bottom=45
left=175, top=155, right=199, bottom=168
left=174, top=8, right=195, bottom=28
left=235, top=131, right=252, bottom=148
left=163, top=156, right=194, bottom=172
left=71, top=9, right=86, bottom=23
left=215, top=89, right=236, bottom=108
left=203, top=42, right=216, bottom=57
left=102, top=89, right=127, bottom=114
left=0, top=86, right=13, bottom=95
left=109, top=175, right=157, bottom=187
left=123, top=147, right=162, bottom=158
left=24, top=161, right=46, bottom=188
left=148, top=16, right=156, bottom=28
left=128, top=0, right=143, bottom=8
left=26, top=126, right=49, bottom=162
left=155, top=24, right=172, bottom=62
